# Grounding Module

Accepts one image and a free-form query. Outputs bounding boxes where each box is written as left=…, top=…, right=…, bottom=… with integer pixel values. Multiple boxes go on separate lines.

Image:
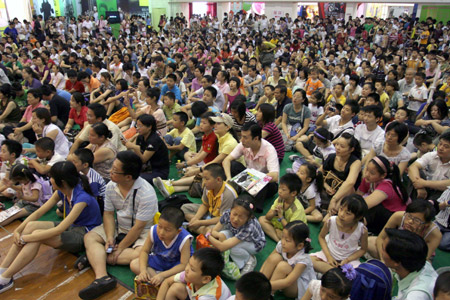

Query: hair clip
left=341, top=264, right=357, bottom=281
left=305, top=237, right=311, bottom=243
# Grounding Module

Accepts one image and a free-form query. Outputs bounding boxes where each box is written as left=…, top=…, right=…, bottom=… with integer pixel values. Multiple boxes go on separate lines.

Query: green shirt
left=14, top=89, right=28, bottom=109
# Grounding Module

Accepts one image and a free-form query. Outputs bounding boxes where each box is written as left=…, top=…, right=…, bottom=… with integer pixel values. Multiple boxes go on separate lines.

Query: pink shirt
left=358, top=178, right=407, bottom=212
left=229, top=139, right=279, bottom=175
left=23, top=103, right=44, bottom=122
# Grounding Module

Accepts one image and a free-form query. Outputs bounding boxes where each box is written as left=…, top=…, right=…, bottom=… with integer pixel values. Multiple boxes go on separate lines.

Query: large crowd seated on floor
left=0, top=8, right=449, bottom=300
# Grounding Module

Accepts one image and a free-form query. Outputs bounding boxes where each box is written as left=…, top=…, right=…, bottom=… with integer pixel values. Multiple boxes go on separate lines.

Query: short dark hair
left=242, top=122, right=262, bottom=140
left=344, top=100, right=360, bottom=114
left=33, top=107, right=52, bottom=125
left=405, top=200, right=436, bottom=223
left=340, top=194, right=368, bottom=220
left=321, top=267, right=353, bottom=298
left=235, top=272, right=272, bottom=300
left=434, top=271, right=450, bottom=297
left=166, top=73, right=177, bottom=82
left=413, top=132, right=433, bottom=146
left=203, top=163, right=226, bottom=181
left=174, top=111, right=188, bottom=126
left=191, top=101, right=208, bottom=118
left=28, top=88, right=42, bottom=99
left=385, top=228, right=428, bottom=273
left=385, top=121, right=409, bottom=145
left=204, top=86, right=217, bottom=98
left=116, top=151, right=142, bottom=180
left=367, top=93, right=381, bottom=104
left=279, top=173, right=302, bottom=195
left=87, top=103, right=107, bottom=120
left=35, top=137, right=55, bottom=152
left=159, top=206, right=185, bottom=229
left=1, top=139, right=22, bottom=158
left=361, top=105, right=383, bottom=118
left=74, top=148, right=94, bottom=168
left=137, top=114, right=157, bottom=134
left=192, top=248, right=224, bottom=279
left=275, top=85, right=287, bottom=96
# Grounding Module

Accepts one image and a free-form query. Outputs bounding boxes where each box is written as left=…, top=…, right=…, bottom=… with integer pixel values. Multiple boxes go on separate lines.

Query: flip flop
left=79, top=276, right=117, bottom=300
left=74, top=254, right=90, bottom=271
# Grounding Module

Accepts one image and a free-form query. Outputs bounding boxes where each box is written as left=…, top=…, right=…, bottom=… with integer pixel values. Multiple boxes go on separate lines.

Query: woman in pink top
left=357, top=155, right=409, bottom=235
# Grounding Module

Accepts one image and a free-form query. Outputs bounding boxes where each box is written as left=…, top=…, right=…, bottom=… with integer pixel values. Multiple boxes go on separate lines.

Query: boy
left=330, top=64, right=348, bottom=88
left=181, top=164, right=237, bottom=235
left=413, top=132, right=435, bottom=159
left=27, top=137, right=65, bottom=176
left=395, top=107, right=409, bottom=124
left=226, top=271, right=272, bottom=300
left=130, top=207, right=193, bottom=286
left=259, top=173, right=306, bottom=242
left=156, top=248, right=231, bottom=300
left=433, top=271, right=450, bottom=300
left=160, top=73, right=182, bottom=103
left=375, top=80, right=389, bottom=109
left=316, top=100, right=359, bottom=138
left=408, top=72, right=428, bottom=121
left=164, top=112, right=196, bottom=160
left=326, top=82, right=346, bottom=105
left=0, top=140, right=26, bottom=198
left=305, top=68, right=324, bottom=98
left=163, top=92, right=181, bottom=128
left=355, top=105, right=385, bottom=156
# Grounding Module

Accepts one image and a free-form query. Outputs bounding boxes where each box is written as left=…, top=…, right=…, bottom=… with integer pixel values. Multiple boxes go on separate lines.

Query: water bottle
left=177, top=160, right=183, bottom=177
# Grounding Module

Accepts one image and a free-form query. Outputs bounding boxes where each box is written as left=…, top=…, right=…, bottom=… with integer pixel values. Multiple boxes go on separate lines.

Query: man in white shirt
left=316, top=100, right=359, bottom=139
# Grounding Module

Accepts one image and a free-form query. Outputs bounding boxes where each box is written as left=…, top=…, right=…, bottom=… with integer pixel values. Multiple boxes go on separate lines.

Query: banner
left=117, top=0, right=148, bottom=15
left=96, top=0, right=117, bottom=18
left=318, top=3, right=346, bottom=19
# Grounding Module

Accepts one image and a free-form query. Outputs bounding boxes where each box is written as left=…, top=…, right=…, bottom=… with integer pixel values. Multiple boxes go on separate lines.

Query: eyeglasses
left=405, top=213, right=426, bottom=226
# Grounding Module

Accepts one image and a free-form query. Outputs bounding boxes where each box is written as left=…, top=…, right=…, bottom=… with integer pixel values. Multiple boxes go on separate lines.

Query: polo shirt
left=229, top=139, right=279, bottom=175
left=160, top=84, right=182, bottom=101
left=23, top=103, right=44, bottom=122
left=416, top=151, right=450, bottom=181
left=270, top=198, right=307, bottom=230
left=69, top=106, right=89, bottom=128
left=202, top=182, right=237, bottom=217
left=104, top=177, right=158, bottom=231
left=162, top=103, right=181, bottom=120
left=202, top=131, right=218, bottom=164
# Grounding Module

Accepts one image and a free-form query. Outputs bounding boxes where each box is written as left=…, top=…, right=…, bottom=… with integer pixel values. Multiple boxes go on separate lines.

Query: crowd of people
left=0, top=7, right=449, bottom=300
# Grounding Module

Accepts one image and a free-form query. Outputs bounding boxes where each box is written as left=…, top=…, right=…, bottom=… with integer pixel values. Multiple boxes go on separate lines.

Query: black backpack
left=158, top=194, right=192, bottom=212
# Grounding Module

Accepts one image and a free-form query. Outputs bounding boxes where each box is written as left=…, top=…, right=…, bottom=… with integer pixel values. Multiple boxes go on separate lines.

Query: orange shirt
left=305, top=78, right=324, bottom=96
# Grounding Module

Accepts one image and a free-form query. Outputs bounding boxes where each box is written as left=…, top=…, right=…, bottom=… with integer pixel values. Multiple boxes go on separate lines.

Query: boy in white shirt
left=407, top=72, right=428, bottom=121
left=354, top=105, right=385, bottom=157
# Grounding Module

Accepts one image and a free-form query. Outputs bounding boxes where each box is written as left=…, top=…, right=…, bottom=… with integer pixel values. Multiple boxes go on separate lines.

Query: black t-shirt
left=50, top=94, right=70, bottom=125
left=276, top=97, right=292, bottom=118
left=323, top=153, right=361, bottom=194
left=136, top=132, right=169, bottom=173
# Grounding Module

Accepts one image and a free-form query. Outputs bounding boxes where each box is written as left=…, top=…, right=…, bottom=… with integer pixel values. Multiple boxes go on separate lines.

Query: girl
left=0, top=161, right=101, bottom=293
left=224, top=76, right=241, bottom=113
left=208, top=196, right=266, bottom=279
left=295, top=128, right=335, bottom=167
left=0, top=164, right=52, bottom=227
left=415, top=99, right=450, bottom=138
left=293, top=68, right=308, bottom=92
left=64, top=92, right=88, bottom=134
left=357, top=155, right=409, bottom=235
left=297, top=163, right=324, bottom=223
left=301, top=265, right=354, bottom=300
left=370, top=201, right=441, bottom=261
left=103, top=79, right=129, bottom=116
left=90, top=72, right=115, bottom=107
left=260, top=221, right=316, bottom=299
left=311, top=194, right=368, bottom=274
left=86, top=123, right=117, bottom=181
left=50, top=65, right=65, bottom=90
left=256, top=103, right=285, bottom=162
left=307, top=91, right=325, bottom=131
left=230, top=99, right=256, bottom=135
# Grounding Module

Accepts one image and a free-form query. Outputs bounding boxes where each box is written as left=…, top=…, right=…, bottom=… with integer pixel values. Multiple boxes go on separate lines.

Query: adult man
left=78, top=151, right=158, bottom=299
left=398, top=68, right=416, bottom=96
left=78, top=71, right=101, bottom=93
left=70, top=103, right=126, bottom=154
left=223, top=122, right=279, bottom=213
left=41, top=84, right=70, bottom=127
left=381, top=229, right=437, bottom=300
left=274, top=85, right=291, bottom=126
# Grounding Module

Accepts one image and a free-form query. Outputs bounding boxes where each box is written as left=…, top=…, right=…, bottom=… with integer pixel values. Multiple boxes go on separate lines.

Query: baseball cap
left=210, top=113, right=234, bottom=128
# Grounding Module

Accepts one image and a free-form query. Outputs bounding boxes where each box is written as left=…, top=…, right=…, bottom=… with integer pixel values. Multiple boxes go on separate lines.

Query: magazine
left=0, top=205, right=22, bottom=223
left=230, top=168, right=272, bottom=196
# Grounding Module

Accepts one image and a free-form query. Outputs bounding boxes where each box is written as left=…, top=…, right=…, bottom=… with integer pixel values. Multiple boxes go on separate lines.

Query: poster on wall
left=96, top=0, right=118, bottom=18
left=117, top=0, right=148, bottom=15
left=33, top=0, right=56, bottom=20
left=298, top=5, right=318, bottom=19
left=318, top=3, right=346, bottom=19
left=0, top=0, right=7, bottom=30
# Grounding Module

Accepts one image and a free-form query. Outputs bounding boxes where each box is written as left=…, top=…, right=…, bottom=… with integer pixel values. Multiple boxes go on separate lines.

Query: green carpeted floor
left=5, top=151, right=450, bottom=299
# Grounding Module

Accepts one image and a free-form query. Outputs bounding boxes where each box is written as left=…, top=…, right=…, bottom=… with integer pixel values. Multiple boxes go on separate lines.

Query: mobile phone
left=106, top=246, right=113, bottom=254
left=329, top=107, right=336, bottom=112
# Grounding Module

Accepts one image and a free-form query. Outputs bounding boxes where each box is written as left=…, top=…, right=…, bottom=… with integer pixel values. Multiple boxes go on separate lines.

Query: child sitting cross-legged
left=259, top=173, right=307, bottom=242
left=260, top=221, right=316, bottom=299
left=156, top=247, right=231, bottom=300
left=130, top=207, right=193, bottom=287
left=311, top=194, right=369, bottom=274
left=27, top=137, right=65, bottom=176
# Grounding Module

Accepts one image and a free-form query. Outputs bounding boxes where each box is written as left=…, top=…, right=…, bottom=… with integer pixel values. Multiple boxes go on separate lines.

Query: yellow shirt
left=168, top=127, right=196, bottom=153
left=270, top=198, right=307, bottom=230
left=440, top=84, right=450, bottom=106
left=379, top=92, right=389, bottom=108
left=326, top=94, right=346, bottom=106
left=218, top=132, right=245, bottom=165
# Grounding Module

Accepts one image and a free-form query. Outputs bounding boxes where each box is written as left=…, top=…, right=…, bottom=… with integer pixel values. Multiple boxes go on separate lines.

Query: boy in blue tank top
left=130, top=207, right=193, bottom=286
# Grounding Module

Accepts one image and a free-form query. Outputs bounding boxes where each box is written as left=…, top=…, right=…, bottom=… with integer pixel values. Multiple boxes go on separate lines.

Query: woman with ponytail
left=357, top=155, right=409, bottom=235
left=86, top=122, right=117, bottom=181
left=0, top=161, right=101, bottom=293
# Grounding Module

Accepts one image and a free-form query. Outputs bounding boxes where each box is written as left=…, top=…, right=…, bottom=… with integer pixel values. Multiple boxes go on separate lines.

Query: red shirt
left=69, top=106, right=88, bottom=128
left=358, top=178, right=407, bottom=212
left=65, top=79, right=85, bottom=93
left=202, top=131, right=218, bottom=163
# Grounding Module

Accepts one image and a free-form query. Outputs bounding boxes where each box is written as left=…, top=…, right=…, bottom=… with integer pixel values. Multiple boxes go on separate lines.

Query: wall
left=264, top=2, right=296, bottom=19
left=420, top=5, right=450, bottom=22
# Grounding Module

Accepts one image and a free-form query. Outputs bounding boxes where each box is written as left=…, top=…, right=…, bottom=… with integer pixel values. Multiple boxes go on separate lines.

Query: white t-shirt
left=43, top=124, right=70, bottom=158
left=326, top=115, right=355, bottom=138
left=407, top=85, right=428, bottom=111
left=354, top=124, right=385, bottom=152
left=308, top=104, right=324, bottom=125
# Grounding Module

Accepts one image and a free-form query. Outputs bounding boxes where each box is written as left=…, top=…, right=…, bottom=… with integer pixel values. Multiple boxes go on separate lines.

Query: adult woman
left=281, top=89, right=311, bottom=150
left=33, top=56, right=51, bottom=84
left=265, top=66, right=283, bottom=87
left=369, top=201, right=441, bottom=261
left=229, top=98, right=256, bottom=135
left=415, top=99, right=450, bottom=138
left=64, top=92, right=88, bottom=134
left=124, top=114, right=169, bottom=183
left=224, top=77, right=241, bottom=113
left=363, top=121, right=411, bottom=176
left=23, top=67, right=42, bottom=90
left=357, top=155, right=409, bottom=235
left=86, top=123, right=117, bottom=181
left=32, top=108, right=70, bottom=158
left=0, top=161, right=101, bottom=293
left=319, top=132, right=362, bottom=214
left=256, top=103, right=285, bottom=162
left=0, top=84, right=21, bottom=131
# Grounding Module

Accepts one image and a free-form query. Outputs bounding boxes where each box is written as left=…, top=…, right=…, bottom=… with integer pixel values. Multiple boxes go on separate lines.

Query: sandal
left=74, top=254, right=90, bottom=271
left=79, top=276, right=117, bottom=300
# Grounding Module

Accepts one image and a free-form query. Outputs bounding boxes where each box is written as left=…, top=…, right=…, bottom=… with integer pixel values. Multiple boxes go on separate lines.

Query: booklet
left=0, top=205, right=22, bottom=223
left=230, top=168, right=272, bottom=196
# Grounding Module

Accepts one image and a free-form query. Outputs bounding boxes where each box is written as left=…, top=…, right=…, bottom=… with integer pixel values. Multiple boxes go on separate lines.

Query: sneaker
left=153, top=177, right=174, bottom=198
left=79, top=276, right=117, bottom=300
left=289, top=154, right=301, bottom=162
left=0, top=278, right=13, bottom=294
left=241, top=255, right=257, bottom=275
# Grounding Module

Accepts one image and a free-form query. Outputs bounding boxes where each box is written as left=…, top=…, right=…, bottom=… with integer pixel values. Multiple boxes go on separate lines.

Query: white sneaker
left=289, top=154, right=301, bottom=162
left=152, top=177, right=174, bottom=198
left=241, top=255, right=257, bottom=275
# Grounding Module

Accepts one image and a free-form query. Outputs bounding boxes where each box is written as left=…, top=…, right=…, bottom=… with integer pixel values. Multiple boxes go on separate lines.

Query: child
left=164, top=112, right=196, bottom=160
left=0, top=164, right=52, bottom=226
left=181, top=164, right=237, bottom=235
left=130, top=207, right=193, bottom=286
left=297, top=163, right=324, bottom=223
left=156, top=248, right=231, bottom=300
left=354, top=105, right=385, bottom=156
left=413, top=132, right=435, bottom=159
left=326, top=83, right=346, bottom=106
left=407, top=72, right=428, bottom=121
left=260, top=221, right=316, bottom=299
left=208, top=196, right=266, bottom=279
left=27, top=137, right=65, bottom=176
left=301, top=265, right=354, bottom=300
left=375, top=80, right=389, bottom=109
left=434, top=271, right=450, bottom=300
left=311, top=194, right=369, bottom=274
left=163, top=92, right=181, bottom=129
left=226, top=271, right=272, bottom=300
left=259, top=174, right=307, bottom=242
left=308, top=91, right=325, bottom=131
left=295, top=127, right=336, bottom=167
left=0, top=140, right=27, bottom=198
left=305, top=69, right=325, bottom=99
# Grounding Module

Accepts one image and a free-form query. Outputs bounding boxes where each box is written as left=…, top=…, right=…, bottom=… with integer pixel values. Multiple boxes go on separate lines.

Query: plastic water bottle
left=177, top=160, right=183, bottom=177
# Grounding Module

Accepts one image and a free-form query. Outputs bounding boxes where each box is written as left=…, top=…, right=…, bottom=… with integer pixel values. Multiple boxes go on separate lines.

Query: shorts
left=147, top=254, right=178, bottom=272
left=53, top=222, right=87, bottom=253
left=181, top=203, right=212, bottom=220
left=16, top=200, right=39, bottom=214
left=310, top=250, right=361, bottom=268
left=90, top=224, right=149, bottom=248
left=301, top=136, right=316, bottom=154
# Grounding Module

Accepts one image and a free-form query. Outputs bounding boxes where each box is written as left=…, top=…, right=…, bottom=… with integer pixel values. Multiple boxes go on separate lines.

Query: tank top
left=326, top=216, right=365, bottom=261
left=91, top=140, right=117, bottom=180
left=149, top=225, right=193, bottom=265
left=0, top=98, right=21, bottom=123
left=399, top=213, right=439, bottom=240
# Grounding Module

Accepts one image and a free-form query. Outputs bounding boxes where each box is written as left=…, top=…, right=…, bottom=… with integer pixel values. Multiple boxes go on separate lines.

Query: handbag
left=188, top=174, right=203, bottom=198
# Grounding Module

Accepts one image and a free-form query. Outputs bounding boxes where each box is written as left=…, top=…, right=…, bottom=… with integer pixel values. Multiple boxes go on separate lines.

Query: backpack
left=350, top=259, right=393, bottom=300
left=34, top=175, right=53, bottom=206
left=158, top=194, right=192, bottom=212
